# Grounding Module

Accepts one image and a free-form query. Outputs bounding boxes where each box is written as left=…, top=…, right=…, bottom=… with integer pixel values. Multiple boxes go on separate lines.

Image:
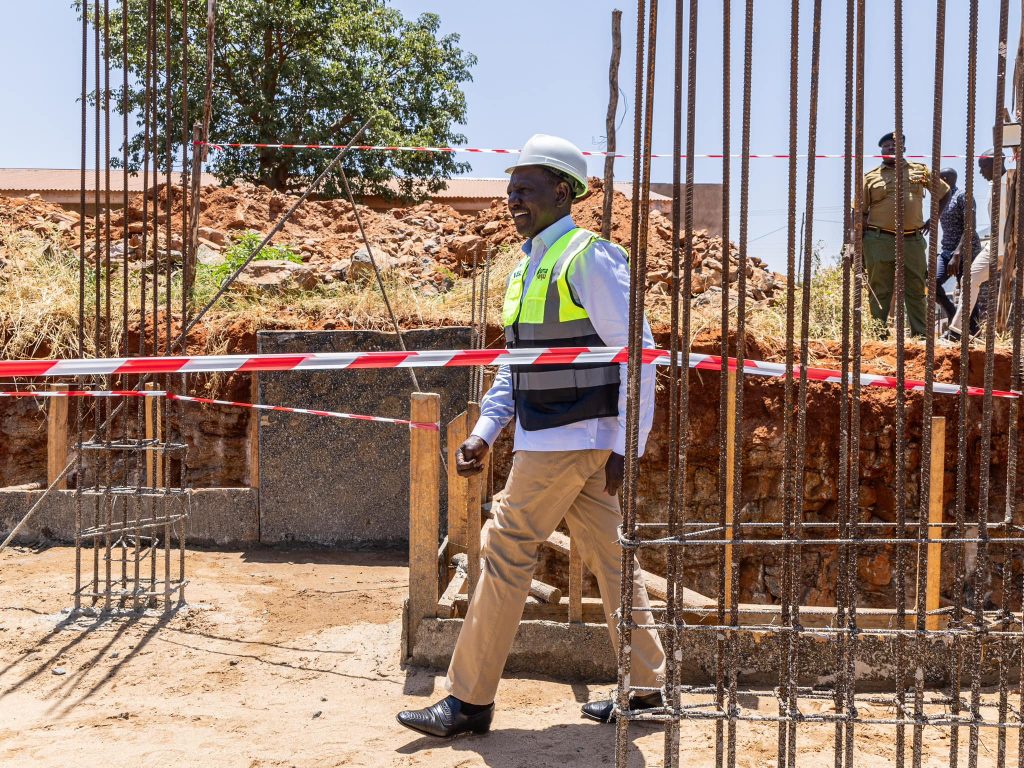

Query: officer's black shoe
left=397, top=695, right=494, bottom=738
left=581, top=691, right=664, bottom=723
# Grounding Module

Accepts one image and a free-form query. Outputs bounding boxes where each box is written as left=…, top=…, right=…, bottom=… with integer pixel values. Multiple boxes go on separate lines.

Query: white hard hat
left=505, top=134, right=589, bottom=199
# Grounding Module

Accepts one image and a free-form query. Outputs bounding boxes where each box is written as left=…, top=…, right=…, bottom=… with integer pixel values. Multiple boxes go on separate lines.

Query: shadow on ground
left=396, top=721, right=657, bottom=767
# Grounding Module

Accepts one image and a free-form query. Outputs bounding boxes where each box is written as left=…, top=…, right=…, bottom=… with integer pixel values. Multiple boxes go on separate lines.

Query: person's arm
left=569, top=241, right=656, bottom=494
left=459, top=364, right=514, bottom=476
left=469, top=365, right=513, bottom=447
left=935, top=173, right=952, bottom=211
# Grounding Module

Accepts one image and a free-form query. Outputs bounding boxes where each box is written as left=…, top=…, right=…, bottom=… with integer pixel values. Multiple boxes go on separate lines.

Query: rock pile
left=1, top=177, right=782, bottom=304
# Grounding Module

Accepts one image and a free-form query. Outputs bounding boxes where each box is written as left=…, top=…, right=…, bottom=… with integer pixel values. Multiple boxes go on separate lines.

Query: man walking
left=397, top=134, right=666, bottom=738
left=943, top=149, right=1007, bottom=342
left=935, top=167, right=980, bottom=324
left=859, top=132, right=950, bottom=337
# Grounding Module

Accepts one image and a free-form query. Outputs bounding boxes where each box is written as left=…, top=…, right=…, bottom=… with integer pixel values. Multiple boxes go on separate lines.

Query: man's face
left=507, top=166, right=571, bottom=239
left=979, top=157, right=995, bottom=182
left=880, top=138, right=897, bottom=166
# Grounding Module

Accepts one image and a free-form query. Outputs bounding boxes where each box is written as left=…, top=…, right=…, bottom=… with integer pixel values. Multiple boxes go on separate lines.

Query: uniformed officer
left=396, top=134, right=666, bottom=738
left=859, top=132, right=950, bottom=337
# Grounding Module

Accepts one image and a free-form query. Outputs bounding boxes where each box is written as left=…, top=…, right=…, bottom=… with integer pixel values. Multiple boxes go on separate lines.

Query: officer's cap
left=878, top=132, right=905, bottom=147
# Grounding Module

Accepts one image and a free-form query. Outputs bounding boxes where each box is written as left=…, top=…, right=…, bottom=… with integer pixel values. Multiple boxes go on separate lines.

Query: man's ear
left=558, top=180, right=573, bottom=208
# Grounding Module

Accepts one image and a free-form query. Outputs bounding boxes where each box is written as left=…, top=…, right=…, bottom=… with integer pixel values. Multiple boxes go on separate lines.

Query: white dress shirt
left=470, top=215, right=656, bottom=456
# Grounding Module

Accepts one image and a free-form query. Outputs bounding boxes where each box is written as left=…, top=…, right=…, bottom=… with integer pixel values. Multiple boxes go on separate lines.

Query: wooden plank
left=438, top=569, right=468, bottom=618
left=926, top=416, right=947, bottom=631
left=465, top=402, right=483, bottom=598
left=446, top=411, right=468, bottom=552
left=568, top=536, right=584, bottom=622
left=144, top=382, right=158, bottom=487
left=408, top=392, right=441, bottom=645
left=248, top=374, right=260, bottom=489
left=545, top=529, right=715, bottom=609
left=724, top=368, right=737, bottom=609
left=443, top=594, right=946, bottom=629
left=46, top=383, right=69, bottom=489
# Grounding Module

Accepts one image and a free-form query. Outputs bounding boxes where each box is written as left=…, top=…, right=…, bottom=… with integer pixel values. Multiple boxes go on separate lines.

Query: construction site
left=2, top=0, right=1024, bottom=766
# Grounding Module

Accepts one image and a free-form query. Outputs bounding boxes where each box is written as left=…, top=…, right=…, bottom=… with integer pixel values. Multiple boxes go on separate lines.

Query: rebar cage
left=616, top=1, right=1024, bottom=767
left=71, top=0, right=198, bottom=614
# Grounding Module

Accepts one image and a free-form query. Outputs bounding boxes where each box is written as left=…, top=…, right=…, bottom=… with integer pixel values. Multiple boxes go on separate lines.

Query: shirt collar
left=522, top=214, right=576, bottom=257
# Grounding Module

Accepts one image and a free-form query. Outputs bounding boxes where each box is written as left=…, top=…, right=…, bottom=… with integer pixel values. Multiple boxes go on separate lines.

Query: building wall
left=648, top=183, right=724, bottom=236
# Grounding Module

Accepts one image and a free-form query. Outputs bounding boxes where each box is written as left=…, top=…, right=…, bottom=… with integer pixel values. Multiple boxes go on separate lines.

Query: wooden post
left=46, top=384, right=69, bottom=489
left=601, top=9, right=623, bottom=239
left=248, top=374, right=260, bottom=489
left=926, top=416, right=947, bottom=631
left=144, top=382, right=161, bottom=487
left=465, top=402, right=483, bottom=598
left=569, top=537, right=584, bottom=622
left=723, top=369, right=737, bottom=609
left=446, top=411, right=468, bottom=553
left=408, top=393, right=441, bottom=646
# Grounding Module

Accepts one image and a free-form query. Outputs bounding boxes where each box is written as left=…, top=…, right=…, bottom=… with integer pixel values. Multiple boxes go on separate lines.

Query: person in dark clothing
left=935, top=167, right=981, bottom=323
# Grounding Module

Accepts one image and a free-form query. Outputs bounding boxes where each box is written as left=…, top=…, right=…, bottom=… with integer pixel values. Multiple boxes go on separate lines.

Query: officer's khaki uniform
left=861, top=162, right=949, bottom=337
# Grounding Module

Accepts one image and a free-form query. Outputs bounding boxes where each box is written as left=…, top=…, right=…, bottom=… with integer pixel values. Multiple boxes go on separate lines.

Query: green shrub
left=205, top=231, right=302, bottom=287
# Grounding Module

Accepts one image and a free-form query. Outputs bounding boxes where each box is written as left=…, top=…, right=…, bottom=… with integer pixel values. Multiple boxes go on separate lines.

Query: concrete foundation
left=0, top=487, right=259, bottom=548
left=402, top=604, right=1021, bottom=688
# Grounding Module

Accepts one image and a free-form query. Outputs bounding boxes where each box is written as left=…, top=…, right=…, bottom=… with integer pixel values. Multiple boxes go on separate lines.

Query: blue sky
left=0, top=1, right=1018, bottom=273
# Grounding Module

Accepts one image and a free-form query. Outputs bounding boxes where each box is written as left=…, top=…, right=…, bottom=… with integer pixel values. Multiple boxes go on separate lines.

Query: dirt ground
left=0, top=546, right=1016, bottom=767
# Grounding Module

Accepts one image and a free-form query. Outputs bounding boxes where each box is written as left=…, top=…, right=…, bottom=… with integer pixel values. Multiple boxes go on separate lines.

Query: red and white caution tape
left=0, top=389, right=438, bottom=431
left=197, top=141, right=999, bottom=161
left=0, top=348, right=1015, bottom=399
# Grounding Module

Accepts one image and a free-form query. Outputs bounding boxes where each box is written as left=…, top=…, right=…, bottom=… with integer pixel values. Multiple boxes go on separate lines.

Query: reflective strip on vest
left=500, top=227, right=623, bottom=431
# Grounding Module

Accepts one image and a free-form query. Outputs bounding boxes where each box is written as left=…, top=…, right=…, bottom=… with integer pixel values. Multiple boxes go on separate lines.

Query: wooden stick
left=465, top=402, right=483, bottom=598
left=531, top=578, right=563, bottom=605
left=601, top=8, right=623, bottom=239
left=46, top=384, right=70, bottom=490
left=446, top=411, right=468, bottom=553
left=408, top=392, right=441, bottom=646
left=438, top=566, right=467, bottom=618
left=541, top=529, right=715, bottom=608
left=724, top=368, right=737, bottom=609
left=448, top=548, right=559, bottom=607
left=569, top=536, right=584, bottom=622
left=926, top=416, right=947, bottom=631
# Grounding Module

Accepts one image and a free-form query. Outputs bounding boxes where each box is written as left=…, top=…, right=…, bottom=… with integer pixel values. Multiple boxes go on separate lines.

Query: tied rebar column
left=72, top=0, right=192, bottom=616
left=614, top=1, right=1024, bottom=766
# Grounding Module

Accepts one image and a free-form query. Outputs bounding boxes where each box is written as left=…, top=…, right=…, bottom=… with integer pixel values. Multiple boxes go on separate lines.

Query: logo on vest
left=536, top=267, right=550, bottom=280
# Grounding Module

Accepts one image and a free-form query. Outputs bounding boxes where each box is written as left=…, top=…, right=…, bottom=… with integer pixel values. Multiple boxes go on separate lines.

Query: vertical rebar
left=716, top=3, right=732, bottom=767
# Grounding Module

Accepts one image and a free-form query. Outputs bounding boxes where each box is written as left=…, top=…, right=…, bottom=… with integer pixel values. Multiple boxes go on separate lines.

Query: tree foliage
left=82, top=0, right=476, bottom=197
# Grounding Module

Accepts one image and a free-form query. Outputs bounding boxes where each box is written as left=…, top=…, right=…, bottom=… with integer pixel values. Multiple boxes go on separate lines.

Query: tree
left=83, top=0, right=476, bottom=197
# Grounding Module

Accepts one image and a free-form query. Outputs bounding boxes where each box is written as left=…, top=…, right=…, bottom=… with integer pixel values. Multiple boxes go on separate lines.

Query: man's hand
left=949, top=249, right=962, bottom=277
left=456, top=436, right=489, bottom=477
left=604, top=452, right=625, bottom=496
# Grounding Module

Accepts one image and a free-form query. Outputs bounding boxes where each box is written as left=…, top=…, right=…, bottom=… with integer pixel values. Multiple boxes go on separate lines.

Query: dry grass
left=0, top=229, right=1010, bottom=362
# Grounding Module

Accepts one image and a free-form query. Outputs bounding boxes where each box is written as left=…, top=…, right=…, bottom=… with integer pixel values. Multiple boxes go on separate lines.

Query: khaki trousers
left=446, top=449, right=666, bottom=705
left=863, top=229, right=928, bottom=337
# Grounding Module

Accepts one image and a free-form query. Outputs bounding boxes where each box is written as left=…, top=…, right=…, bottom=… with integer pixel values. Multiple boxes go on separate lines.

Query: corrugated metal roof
left=0, top=168, right=219, bottom=192
left=0, top=169, right=671, bottom=202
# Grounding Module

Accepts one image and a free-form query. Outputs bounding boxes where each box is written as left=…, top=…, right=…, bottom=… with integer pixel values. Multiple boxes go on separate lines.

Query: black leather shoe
left=581, top=691, right=663, bottom=723
left=397, top=695, right=494, bottom=738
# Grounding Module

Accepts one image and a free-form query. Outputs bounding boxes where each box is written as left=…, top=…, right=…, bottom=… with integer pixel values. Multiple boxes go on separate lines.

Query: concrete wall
left=257, top=328, right=472, bottom=547
left=648, top=182, right=724, bottom=236
left=0, top=488, right=259, bottom=548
